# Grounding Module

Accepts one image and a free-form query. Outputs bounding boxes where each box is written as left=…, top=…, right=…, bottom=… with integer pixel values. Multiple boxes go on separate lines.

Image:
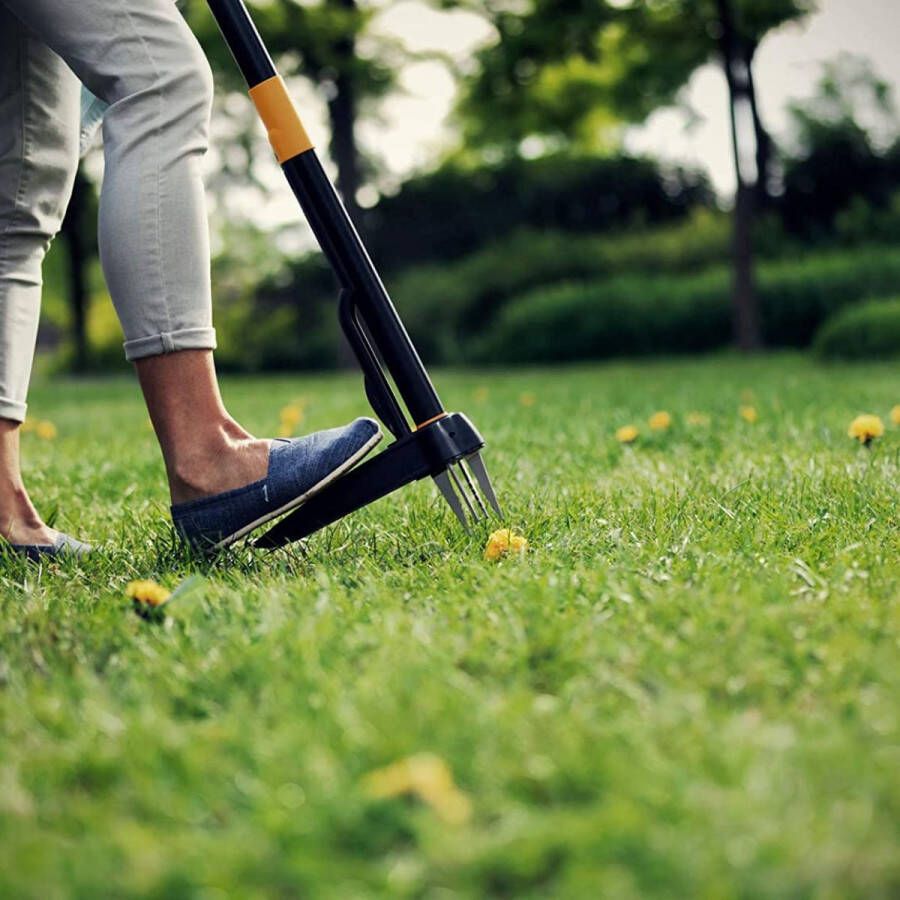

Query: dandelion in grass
left=35, top=420, right=57, bottom=440
left=519, top=392, right=536, bottom=407
left=648, top=410, right=671, bottom=431
left=848, top=414, right=884, bottom=446
left=364, top=753, right=472, bottom=825
left=278, top=402, right=305, bottom=438
left=739, top=405, right=758, bottom=424
left=484, top=528, right=528, bottom=561
left=615, top=424, right=639, bottom=444
left=126, top=579, right=171, bottom=620
left=686, top=411, right=710, bottom=427
left=891, top=405, right=900, bottom=426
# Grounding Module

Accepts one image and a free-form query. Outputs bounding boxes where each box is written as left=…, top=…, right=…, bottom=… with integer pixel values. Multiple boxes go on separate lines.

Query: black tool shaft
left=205, top=0, right=444, bottom=427
left=206, top=0, right=275, bottom=83
left=282, top=153, right=442, bottom=425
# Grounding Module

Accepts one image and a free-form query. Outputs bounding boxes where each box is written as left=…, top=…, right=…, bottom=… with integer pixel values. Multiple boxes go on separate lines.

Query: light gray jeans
left=0, top=0, right=217, bottom=422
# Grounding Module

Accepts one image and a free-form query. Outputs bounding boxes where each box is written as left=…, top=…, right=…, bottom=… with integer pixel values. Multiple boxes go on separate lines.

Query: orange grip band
left=248, top=75, right=314, bottom=163
left=415, top=413, right=447, bottom=430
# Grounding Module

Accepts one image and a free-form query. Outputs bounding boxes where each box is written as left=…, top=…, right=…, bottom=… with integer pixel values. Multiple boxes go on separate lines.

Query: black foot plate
left=255, top=412, right=487, bottom=548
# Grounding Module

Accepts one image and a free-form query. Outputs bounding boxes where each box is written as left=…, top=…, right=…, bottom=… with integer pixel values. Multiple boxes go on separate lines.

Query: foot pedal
left=255, top=413, right=490, bottom=548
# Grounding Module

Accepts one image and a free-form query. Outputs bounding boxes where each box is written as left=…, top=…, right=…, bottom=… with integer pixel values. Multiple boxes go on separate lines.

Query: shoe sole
left=210, top=427, right=384, bottom=552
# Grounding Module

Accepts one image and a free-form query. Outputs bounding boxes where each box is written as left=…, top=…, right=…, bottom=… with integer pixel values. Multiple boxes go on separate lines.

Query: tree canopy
left=453, top=0, right=814, bottom=156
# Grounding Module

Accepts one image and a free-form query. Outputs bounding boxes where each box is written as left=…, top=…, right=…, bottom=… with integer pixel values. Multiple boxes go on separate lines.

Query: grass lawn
left=1, top=354, right=898, bottom=898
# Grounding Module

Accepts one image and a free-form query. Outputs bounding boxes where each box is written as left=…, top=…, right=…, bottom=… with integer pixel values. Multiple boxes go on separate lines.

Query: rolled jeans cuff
left=123, top=327, right=217, bottom=361
left=0, top=396, right=28, bottom=423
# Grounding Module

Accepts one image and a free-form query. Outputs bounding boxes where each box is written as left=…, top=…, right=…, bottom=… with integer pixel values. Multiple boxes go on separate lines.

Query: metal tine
left=457, top=459, right=488, bottom=519
left=433, top=470, right=470, bottom=531
left=448, top=464, right=479, bottom=523
left=466, top=451, right=502, bottom=517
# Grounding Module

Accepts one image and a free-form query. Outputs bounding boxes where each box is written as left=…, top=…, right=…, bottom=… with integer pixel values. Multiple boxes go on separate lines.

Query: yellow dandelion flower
left=615, top=424, right=639, bottom=444
left=473, top=387, right=489, bottom=403
left=891, top=405, right=900, bottom=426
left=519, top=392, right=536, bottom=407
left=279, top=402, right=304, bottom=429
left=484, top=528, right=528, bottom=561
left=363, top=753, right=472, bottom=825
left=739, top=405, right=758, bottom=424
left=277, top=403, right=305, bottom=438
left=126, top=579, right=171, bottom=608
left=648, top=410, right=671, bottom=431
left=848, top=414, right=884, bottom=445
left=280, top=403, right=303, bottom=423
left=686, top=411, right=710, bottom=426
left=35, top=420, right=57, bottom=440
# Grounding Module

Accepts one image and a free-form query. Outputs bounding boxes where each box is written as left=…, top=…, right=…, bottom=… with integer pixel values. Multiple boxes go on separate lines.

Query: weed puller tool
left=206, top=0, right=501, bottom=547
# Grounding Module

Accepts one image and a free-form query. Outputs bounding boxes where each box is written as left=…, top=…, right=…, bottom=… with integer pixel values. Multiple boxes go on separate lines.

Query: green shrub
left=472, top=270, right=731, bottom=363
left=833, top=192, right=900, bottom=245
left=212, top=210, right=790, bottom=369
left=757, top=248, right=900, bottom=344
left=474, top=246, right=900, bottom=364
left=813, top=298, right=900, bottom=360
left=215, top=301, right=338, bottom=372
left=393, top=210, right=738, bottom=362
left=210, top=241, right=341, bottom=372
left=362, top=153, right=712, bottom=271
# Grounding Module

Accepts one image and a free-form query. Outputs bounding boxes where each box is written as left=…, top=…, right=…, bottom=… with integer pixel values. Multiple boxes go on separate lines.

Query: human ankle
left=171, top=428, right=235, bottom=491
left=0, top=491, right=49, bottom=542
left=0, top=482, right=35, bottom=515
left=222, top=417, right=253, bottom=441
left=170, top=434, right=270, bottom=503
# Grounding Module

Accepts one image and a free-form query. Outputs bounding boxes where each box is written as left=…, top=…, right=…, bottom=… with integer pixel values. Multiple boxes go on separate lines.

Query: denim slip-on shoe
left=171, top=416, right=382, bottom=552
left=8, top=533, right=93, bottom=562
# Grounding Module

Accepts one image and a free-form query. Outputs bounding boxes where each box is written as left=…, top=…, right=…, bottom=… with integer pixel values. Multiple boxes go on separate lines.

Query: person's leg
left=2, top=0, right=273, bottom=507
left=0, top=422, right=52, bottom=544
left=135, top=350, right=270, bottom=505
left=3, top=0, right=380, bottom=550
left=0, top=5, right=80, bottom=545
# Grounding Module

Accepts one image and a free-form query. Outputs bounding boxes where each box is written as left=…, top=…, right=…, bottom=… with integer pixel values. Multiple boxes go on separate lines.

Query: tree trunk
left=744, top=42, right=774, bottom=205
left=714, top=0, right=762, bottom=351
left=60, top=167, right=90, bottom=371
left=731, top=181, right=759, bottom=351
left=323, top=0, right=366, bottom=367
left=326, top=0, right=363, bottom=232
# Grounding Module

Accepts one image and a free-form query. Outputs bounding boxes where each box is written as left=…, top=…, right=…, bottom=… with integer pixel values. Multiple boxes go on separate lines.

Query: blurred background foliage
left=40, top=0, right=900, bottom=373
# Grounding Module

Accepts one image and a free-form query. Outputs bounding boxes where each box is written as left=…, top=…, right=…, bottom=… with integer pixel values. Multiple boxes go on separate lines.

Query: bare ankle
left=170, top=436, right=271, bottom=504
left=222, top=417, right=253, bottom=441
left=0, top=486, right=53, bottom=544
left=1, top=483, right=35, bottom=516
left=171, top=431, right=234, bottom=494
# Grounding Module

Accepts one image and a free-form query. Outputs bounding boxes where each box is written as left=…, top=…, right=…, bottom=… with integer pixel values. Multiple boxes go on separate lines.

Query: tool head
left=254, top=412, right=500, bottom=548
left=433, top=451, right=502, bottom=531
left=414, top=412, right=502, bottom=530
